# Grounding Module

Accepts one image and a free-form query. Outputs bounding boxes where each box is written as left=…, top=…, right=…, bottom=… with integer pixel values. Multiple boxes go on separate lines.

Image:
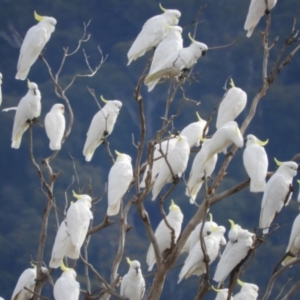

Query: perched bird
left=244, top=0, right=277, bottom=37
left=216, top=78, right=247, bottom=129
left=212, top=286, right=233, bottom=300
left=233, top=278, right=259, bottom=300
left=297, top=179, right=300, bottom=209
left=53, top=263, right=79, bottom=300
left=151, top=135, right=190, bottom=200
left=44, top=103, right=65, bottom=150
left=140, top=136, right=178, bottom=189
left=228, top=219, right=242, bottom=243
left=120, top=257, right=145, bottom=300
left=178, top=225, right=226, bottom=283
left=181, top=112, right=208, bottom=148
left=66, top=191, right=93, bottom=253
left=146, top=200, right=183, bottom=271
left=83, top=96, right=122, bottom=162
left=243, top=134, right=269, bottom=192
left=0, top=72, right=2, bottom=107
left=11, top=80, right=41, bottom=149
left=144, top=33, right=208, bottom=92
left=16, top=11, right=57, bottom=80
left=186, top=139, right=218, bottom=203
left=107, top=151, right=133, bottom=216
left=127, top=3, right=181, bottom=65
left=214, top=221, right=254, bottom=284
left=259, top=158, right=298, bottom=234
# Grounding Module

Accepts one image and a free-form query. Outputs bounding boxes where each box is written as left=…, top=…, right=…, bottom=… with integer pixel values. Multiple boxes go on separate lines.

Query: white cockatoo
left=212, top=286, right=233, bottom=300
left=44, top=103, right=65, bottom=150
left=259, top=159, right=298, bottom=234
left=83, top=96, right=122, bottom=162
left=152, top=135, right=190, bottom=200
left=120, top=257, right=145, bottom=300
left=282, top=213, right=300, bottom=266
left=144, top=33, right=208, bottom=92
left=53, top=263, right=79, bottom=300
left=178, top=225, right=226, bottom=283
left=181, top=112, right=208, bottom=148
left=214, top=221, right=255, bottom=284
left=127, top=4, right=181, bottom=65
left=228, top=219, right=243, bottom=243
left=244, top=0, right=277, bottom=37
left=146, top=200, right=183, bottom=271
left=66, top=191, right=93, bottom=253
left=233, top=279, right=259, bottom=300
left=0, top=72, right=2, bottom=107
left=298, top=179, right=300, bottom=209
left=216, top=79, right=247, bottom=129
left=107, top=151, right=133, bottom=216
left=186, top=139, right=218, bottom=203
left=140, top=136, right=178, bottom=189
left=11, top=80, right=41, bottom=149
left=205, top=121, right=244, bottom=157
left=243, top=134, right=269, bottom=192
left=16, top=11, right=57, bottom=80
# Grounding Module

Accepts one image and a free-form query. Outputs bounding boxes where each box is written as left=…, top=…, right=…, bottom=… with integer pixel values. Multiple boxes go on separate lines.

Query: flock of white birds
left=6, top=0, right=300, bottom=300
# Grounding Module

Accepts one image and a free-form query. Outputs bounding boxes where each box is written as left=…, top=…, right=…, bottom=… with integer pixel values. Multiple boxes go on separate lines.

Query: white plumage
left=228, top=219, right=242, bottom=243
left=45, top=103, right=65, bottom=150
left=0, top=72, right=2, bottom=107
left=151, top=135, right=190, bottom=200
left=127, top=5, right=181, bottom=65
left=11, top=81, right=41, bottom=149
left=244, top=0, right=277, bottom=37
left=83, top=98, right=122, bottom=162
left=243, top=134, right=268, bottom=192
left=234, top=279, right=259, bottom=300
left=146, top=200, right=183, bottom=271
left=213, top=287, right=233, bottom=300
left=186, top=139, right=218, bottom=203
left=259, top=160, right=298, bottom=234
left=16, top=12, right=57, bottom=80
left=216, top=81, right=247, bottom=129
left=107, top=151, right=133, bottom=216
left=120, top=258, right=145, bottom=300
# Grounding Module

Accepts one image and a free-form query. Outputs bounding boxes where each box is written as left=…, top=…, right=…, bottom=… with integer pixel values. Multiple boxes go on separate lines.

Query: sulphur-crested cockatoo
left=16, top=11, right=57, bottom=80
left=212, top=286, right=233, bottom=300
left=152, top=135, right=190, bottom=200
left=107, top=151, right=133, bottom=216
left=66, top=191, right=93, bottom=253
left=53, top=263, right=79, bottom=300
left=181, top=112, right=208, bottom=148
left=49, top=221, right=79, bottom=269
left=178, top=225, right=226, bottom=283
left=11, top=80, right=41, bottom=149
left=140, top=136, right=178, bottom=189
left=259, top=158, right=298, bottom=234
left=234, top=279, right=259, bottom=300
left=243, top=134, right=269, bottom=192
left=0, top=72, right=2, bottom=107
left=214, top=221, right=254, bottom=284
left=147, top=200, right=183, bottom=271
left=144, top=33, right=208, bottom=92
left=297, top=179, right=300, bottom=209
left=45, top=103, right=65, bottom=150
left=186, top=139, right=218, bottom=203
left=216, top=79, right=247, bottom=129
left=120, top=257, right=145, bottom=300
left=244, top=0, right=277, bottom=37
left=83, top=96, right=122, bottom=162
left=227, top=219, right=243, bottom=243
left=127, top=4, right=181, bottom=65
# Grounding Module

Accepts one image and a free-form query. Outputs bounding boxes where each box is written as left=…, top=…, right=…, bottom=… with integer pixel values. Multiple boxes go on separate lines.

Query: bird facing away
left=144, top=33, right=208, bottom=92
left=53, top=263, right=80, bottom=300
left=0, top=72, right=2, bottom=107
left=45, top=103, right=65, bottom=150
left=151, top=135, right=190, bottom=200
left=107, top=151, right=133, bottom=216
left=146, top=200, right=183, bottom=271
left=233, top=278, right=259, bottom=300
left=83, top=96, right=122, bottom=162
left=120, top=257, right=145, bottom=300
left=216, top=78, right=247, bottom=129
left=212, top=286, right=233, bottom=300
left=244, top=0, right=277, bottom=37
left=11, top=80, right=41, bottom=149
left=16, top=11, right=57, bottom=80
left=243, top=134, right=269, bottom=192
left=127, top=3, right=181, bottom=65
left=259, top=159, right=298, bottom=234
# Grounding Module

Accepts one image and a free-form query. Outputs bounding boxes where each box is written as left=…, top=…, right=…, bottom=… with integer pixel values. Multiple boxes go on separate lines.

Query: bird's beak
left=202, top=50, right=206, bottom=56
left=297, top=164, right=300, bottom=170
left=243, top=138, right=247, bottom=143
left=135, top=267, right=139, bottom=274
